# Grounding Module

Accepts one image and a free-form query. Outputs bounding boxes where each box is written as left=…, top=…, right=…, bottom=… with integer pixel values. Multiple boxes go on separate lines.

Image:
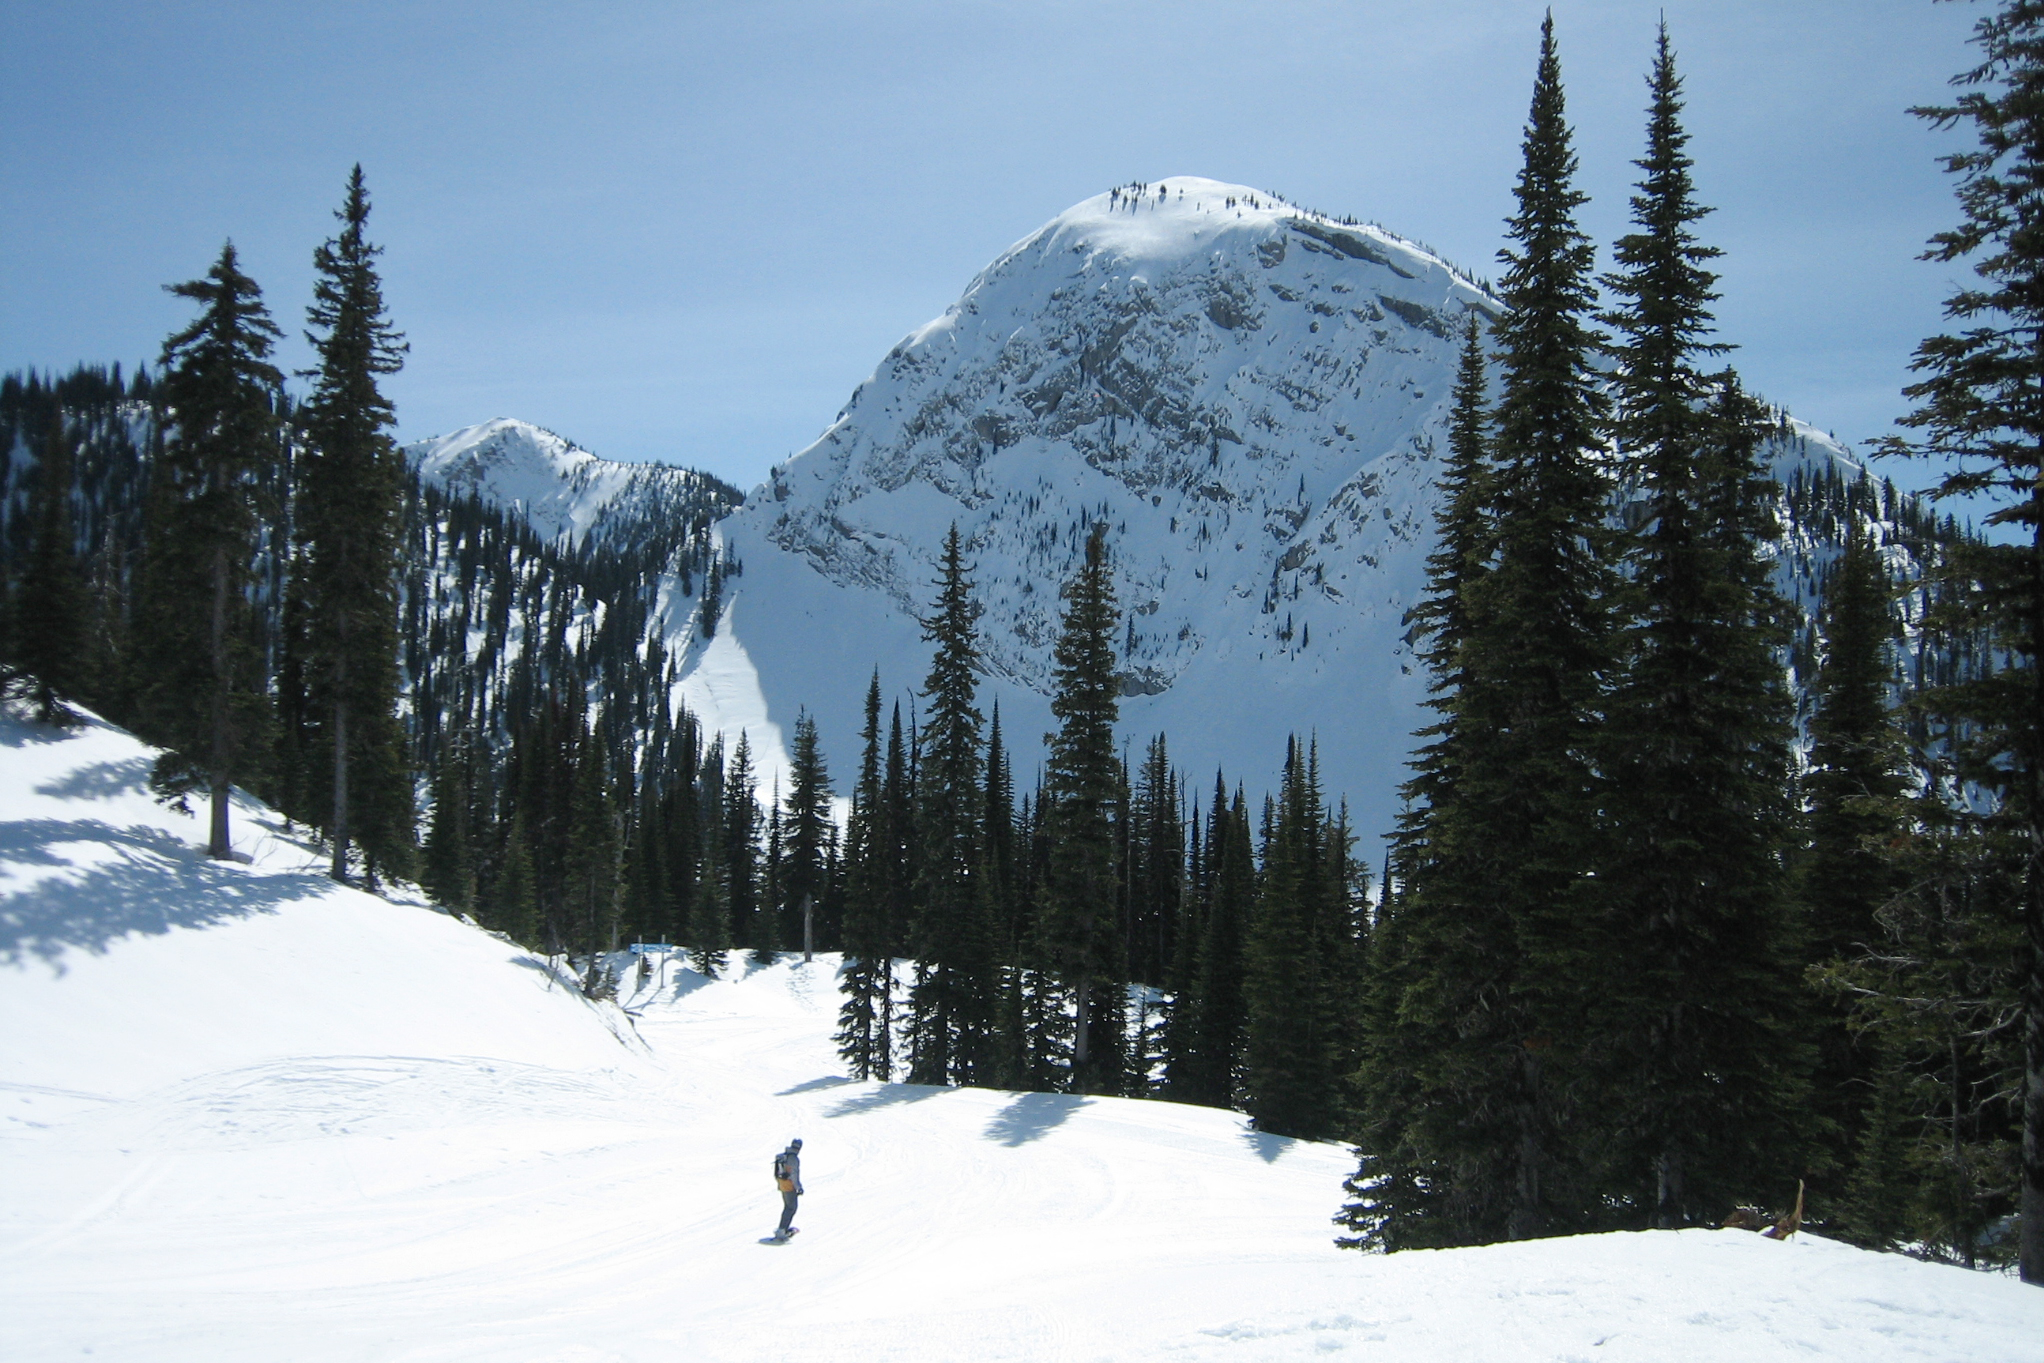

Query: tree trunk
left=208, top=544, right=232, bottom=860
left=1510, top=1047, right=1543, bottom=1241
left=1073, top=974, right=1093, bottom=1092
left=2022, top=809, right=2042, bottom=1284
left=330, top=699, right=349, bottom=882
left=2024, top=514, right=2043, bottom=1288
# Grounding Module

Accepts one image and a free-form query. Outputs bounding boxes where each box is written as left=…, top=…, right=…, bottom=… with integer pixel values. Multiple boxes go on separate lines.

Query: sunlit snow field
left=2, top=709, right=2039, bottom=1361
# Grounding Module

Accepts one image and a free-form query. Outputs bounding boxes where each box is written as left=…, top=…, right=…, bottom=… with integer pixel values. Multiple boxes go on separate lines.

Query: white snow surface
left=4, top=711, right=2040, bottom=1361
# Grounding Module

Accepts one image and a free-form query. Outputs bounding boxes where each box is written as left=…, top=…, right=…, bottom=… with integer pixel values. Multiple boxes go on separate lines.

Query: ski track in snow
left=3, top=712, right=2041, bottom=1361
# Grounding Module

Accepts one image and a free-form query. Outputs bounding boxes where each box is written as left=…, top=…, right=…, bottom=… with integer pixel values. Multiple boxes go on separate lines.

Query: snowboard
left=760, top=1227, right=800, bottom=1245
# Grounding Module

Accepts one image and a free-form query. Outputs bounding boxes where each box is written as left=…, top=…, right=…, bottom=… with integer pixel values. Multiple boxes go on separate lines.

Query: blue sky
left=0, top=1, right=1984, bottom=497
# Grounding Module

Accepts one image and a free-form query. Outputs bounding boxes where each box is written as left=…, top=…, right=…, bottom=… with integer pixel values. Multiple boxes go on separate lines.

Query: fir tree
left=421, top=730, right=476, bottom=914
left=1168, top=776, right=1253, bottom=1109
left=1595, top=29, right=1807, bottom=1228
left=1042, top=524, right=1127, bottom=1094
left=1801, top=526, right=1909, bottom=1202
left=691, top=734, right=734, bottom=977
left=724, top=732, right=766, bottom=962
left=781, top=709, right=834, bottom=955
left=299, top=166, right=411, bottom=884
left=1350, top=312, right=1495, bottom=1243
left=1243, top=739, right=1362, bottom=1141
left=10, top=413, right=88, bottom=724
left=837, top=673, right=891, bottom=1078
left=493, top=811, right=542, bottom=946
left=1880, top=0, right=2044, bottom=1283
left=1354, top=14, right=1614, bottom=1246
left=138, top=241, right=284, bottom=860
left=909, top=526, right=995, bottom=1084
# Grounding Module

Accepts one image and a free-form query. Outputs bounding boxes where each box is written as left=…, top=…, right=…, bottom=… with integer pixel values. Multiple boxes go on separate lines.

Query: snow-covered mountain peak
left=738, top=176, right=1496, bottom=712
left=695, top=178, right=1877, bottom=838
left=1015, top=176, right=1474, bottom=291
left=406, top=417, right=741, bottom=550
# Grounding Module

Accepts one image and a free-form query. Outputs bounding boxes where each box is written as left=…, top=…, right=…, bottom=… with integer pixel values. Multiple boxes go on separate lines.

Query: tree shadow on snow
left=778, top=1075, right=854, bottom=1096
left=32, top=756, right=153, bottom=803
left=983, top=1091, right=1091, bottom=1147
left=824, top=1082, right=947, bottom=1118
left=1240, top=1129, right=1293, bottom=1164
left=0, top=816, right=332, bottom=971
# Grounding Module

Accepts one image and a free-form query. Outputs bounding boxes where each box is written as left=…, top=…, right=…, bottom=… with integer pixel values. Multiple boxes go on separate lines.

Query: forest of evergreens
left=0, top=6, right=2038, bottom=1289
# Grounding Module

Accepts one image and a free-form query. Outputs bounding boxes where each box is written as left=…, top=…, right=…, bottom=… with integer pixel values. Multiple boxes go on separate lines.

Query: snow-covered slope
left=698, top=177, right=1864, bottom=836
left=3, top=708, right=2038, bottom=1361
left=408, top=417, right=741, bottom=551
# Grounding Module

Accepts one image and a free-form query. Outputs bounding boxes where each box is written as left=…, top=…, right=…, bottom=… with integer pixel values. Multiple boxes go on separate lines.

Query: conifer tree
left=1801, top=526, right=1909, bottom=1199
left=1243, top=739, right=1362, bottom=1140
left=878, top=701, right=915, bottom=1075
left=982, top=702, right=1030, bottom=1087
left=724, top=732, right=766, bottom=961
left=838, top=673, right=892, bottom=1078
left=299, top=166, right=411, bottom=884
left=1042, top=523, right=1127, bottom=1094
left=1595, top=28, right=1806, bottom=1228
left=566, top=726, right=622, bottom=979
left=1353, top=15, right=1613, bottom=1246
left=1882, top=0, right=2044, bottom=1282
left=1350, top=310, right=1497, bottom=1243
left=909, top=526, right=995, bottom=1083
left=421, top=731, right=476, bottom=914
left=691, top=734, right=734, bottom=977
left=11, top=413, right=88, bottom=723
left=139, top=242, right=284, bottom=859
left=781, top=709, right=834, bottom=955
left=1167, top=777, right=1254, bottom=1109
left=494, top=811, right=542, bottom=946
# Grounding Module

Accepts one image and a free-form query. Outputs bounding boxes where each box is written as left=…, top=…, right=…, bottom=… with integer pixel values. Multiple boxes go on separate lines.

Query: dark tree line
left=822, top=518, right=1369, bottom=1135
left=1339, top=11, right=2039, bottom=1287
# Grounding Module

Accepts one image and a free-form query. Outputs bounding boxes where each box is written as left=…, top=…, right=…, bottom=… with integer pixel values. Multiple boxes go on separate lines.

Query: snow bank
left=2, top=710, right=2038, bottom=1360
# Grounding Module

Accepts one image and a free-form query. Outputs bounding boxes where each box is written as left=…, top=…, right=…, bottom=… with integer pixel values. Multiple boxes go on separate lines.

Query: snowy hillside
left=3, top=709, right=2039, bottom=1361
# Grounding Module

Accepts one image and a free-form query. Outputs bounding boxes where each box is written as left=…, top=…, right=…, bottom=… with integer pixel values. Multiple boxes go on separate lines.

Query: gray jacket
left=779, top=1147, right=803, bottom=1195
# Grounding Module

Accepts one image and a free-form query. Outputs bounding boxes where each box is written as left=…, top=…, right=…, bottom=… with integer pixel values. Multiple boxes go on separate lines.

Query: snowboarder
left=772, top=1138, right=803, bottom=1241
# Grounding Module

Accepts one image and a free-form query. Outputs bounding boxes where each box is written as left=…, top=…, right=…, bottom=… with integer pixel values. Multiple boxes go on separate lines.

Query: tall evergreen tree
left=10, top=413, right=88, bottom=723
left=1801, top=526, right=1910, bottom=1206
left=299, top=165, right=411, bottom=883
left=1595, top=29, right=1807, bottom=1228
left=1882, top=0, right=2044, bottom=1283
left=1042, top=523, right=1127, bottom=1094
left=909, top=526, right=995, bottom=1083
left=838, top=673, right=892, bottom=1078
left=689, top=735, right=733, bottom=977
left=1243, top=739, right=1362, bottom=1140
left=1168, top=776, right=1253, bottom=1108
left=421, top=728, right=477, bottom=914
left=1350, top=309, right=1497, bottom=1246
left=139, top=242, right=284, bottom=859
left=1352, top=15, right=1613, bottom=1247
left=780, top=710, right=835, bottom=955
left=724, top=732, right=765, bottom=961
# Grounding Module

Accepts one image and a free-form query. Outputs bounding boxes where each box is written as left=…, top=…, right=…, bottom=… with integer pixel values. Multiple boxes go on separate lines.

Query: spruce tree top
left=1602, top=23, right=1729, bottom=477
left=1492, top=12, right=1607, bottom=488
left=303, top=166, right=406, bottom=433
left=158, top=242, right=284, bottom=488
